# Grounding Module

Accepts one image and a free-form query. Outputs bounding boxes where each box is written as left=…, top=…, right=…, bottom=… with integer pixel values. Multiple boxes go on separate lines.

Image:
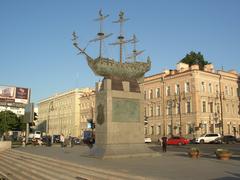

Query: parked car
left=52, top=135, right=60, bottom=143
left=167, top=136, right=189, bottom=145
left=222, top=135, right=237, bottom=144
left=73, top=137, right=81, bottom=145
left=144, top=137, right=152, bottom=143
left=195, top=133, right=221, bottom=144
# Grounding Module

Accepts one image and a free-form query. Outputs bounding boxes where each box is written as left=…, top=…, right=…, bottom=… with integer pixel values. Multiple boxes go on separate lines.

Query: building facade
left=142, top=63, right=240, bottom=141
left=37, top=88, right=95, bottom=137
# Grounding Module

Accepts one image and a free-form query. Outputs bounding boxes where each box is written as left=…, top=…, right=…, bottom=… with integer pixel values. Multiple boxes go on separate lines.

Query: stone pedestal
left=86, top=78, right=159, bottom=159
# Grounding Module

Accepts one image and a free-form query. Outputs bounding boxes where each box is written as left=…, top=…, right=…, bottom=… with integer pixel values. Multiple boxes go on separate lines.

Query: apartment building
left=142, top=63, right=240, bottom=141
left=37, top=88, right=95, bottom=137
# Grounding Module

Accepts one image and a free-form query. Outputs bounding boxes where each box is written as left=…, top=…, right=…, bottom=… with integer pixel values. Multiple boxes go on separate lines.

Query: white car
left=144, top=137, right=152, bottom=143
left=195, top=133, right=221, bottom=144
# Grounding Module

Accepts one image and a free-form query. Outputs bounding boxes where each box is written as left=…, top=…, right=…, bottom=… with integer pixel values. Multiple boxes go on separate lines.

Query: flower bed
left=188, top=147, right=200, bottom=158
left=215, top=149, right=231, bottom=160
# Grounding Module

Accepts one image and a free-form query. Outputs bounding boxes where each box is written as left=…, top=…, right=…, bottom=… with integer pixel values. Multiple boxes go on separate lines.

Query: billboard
left=0, top=85, right=30, bottom=105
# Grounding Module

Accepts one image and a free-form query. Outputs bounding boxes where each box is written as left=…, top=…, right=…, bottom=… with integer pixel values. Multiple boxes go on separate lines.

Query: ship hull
left=86, top=56, right=151, bottom=82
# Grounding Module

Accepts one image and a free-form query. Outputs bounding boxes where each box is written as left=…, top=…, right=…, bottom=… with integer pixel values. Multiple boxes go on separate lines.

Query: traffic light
left=29, top=122, right=35, bottom=127
left=91, top=123, right=95, bottom=129
left=34, top=112, right=38, bottom=120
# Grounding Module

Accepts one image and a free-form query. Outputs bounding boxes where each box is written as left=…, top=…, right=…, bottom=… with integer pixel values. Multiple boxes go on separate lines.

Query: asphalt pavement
left=13, top=143, right=240, bottom=180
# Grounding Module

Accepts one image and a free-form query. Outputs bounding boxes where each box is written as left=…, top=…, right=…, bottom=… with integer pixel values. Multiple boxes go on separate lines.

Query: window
left=151, top=126, right=154, bottom=135
left=187, top=124, right=191, bottom=134
left=167, top=101, right=172, bottom=115
left=175, top=84, right=180, bottom=95
left=209, top=102, right=213, bottom=113
left=202, top=101, right=206, bottom=112
left=209, top=83, right=212, bottom=93
left=144, top=127, right=147, bottom=135
left=168, top=125, right=172, bottom=135
left=166, top=86, right=171, bottom=96
left=144, top=91, right=147, bottom=100
left=156, top=105, right=160, bottom=116
left=215, top=85, right=219, bottom=94
left=186, top=101, right=191, bottom=113
left=157, top=125, right=161, bottom=135
left=185, top=82, right=190, bottom=93
left=201, top=82, right=205, bottom=92
left=156, top=88, right=160, bottom=98
left=149, top=106, right=153, bottom=117
left=149, top=89, right=153, bottom=99
left=230, top=87, right=233, bottom=96
left=225, top=86, right=228, bottom=95
left=227, top=124, right=231, bottom=134
left=226, top=104, right=229, bottom=113
left=216, top=104, right=220, bottom=114
left=176, top=102, right=180, bottom=114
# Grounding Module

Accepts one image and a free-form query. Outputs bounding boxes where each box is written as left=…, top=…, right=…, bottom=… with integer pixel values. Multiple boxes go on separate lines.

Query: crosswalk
left=0, top=149, right=145, bottom=180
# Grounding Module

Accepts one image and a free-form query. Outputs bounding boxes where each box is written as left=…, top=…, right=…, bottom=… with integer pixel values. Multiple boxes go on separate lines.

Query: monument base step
left=82, top=143, right=161, bottom=159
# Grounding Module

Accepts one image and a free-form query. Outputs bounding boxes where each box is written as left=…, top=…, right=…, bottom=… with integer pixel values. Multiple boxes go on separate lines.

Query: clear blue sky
left=1, top=0, right=240, bottom=104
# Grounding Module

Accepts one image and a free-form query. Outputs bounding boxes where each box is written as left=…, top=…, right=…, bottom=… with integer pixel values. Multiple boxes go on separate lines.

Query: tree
left=179, top=51, right=210, bottom=70
left=0, top=111, right=26, bottom=136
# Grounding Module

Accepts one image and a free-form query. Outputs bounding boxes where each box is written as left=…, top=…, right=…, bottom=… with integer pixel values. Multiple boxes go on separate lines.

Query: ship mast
left=126, top=34, right=144, bottom=62
left=111, top=11, right=131, bottom=64
left=90, top=10, right=112, bottom=58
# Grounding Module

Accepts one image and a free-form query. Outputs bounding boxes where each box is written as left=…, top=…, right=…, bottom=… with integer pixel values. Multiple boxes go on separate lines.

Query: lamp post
left=167, top=99, right=175, bottom=137
left=47, top=101, right=54, bottom=134
left=175, top=92, right=182, bottom=137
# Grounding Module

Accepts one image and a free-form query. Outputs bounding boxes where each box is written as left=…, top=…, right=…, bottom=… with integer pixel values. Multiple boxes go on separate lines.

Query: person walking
left=161, top=136, right=167, bottom=152
left=60, top=133, right=65, bottom=148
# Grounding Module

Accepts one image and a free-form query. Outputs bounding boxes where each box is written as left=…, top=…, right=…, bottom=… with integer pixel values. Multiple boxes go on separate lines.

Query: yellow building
left=37, top=88, right=95, bottom=137
left=142, top=63, right=240, bottom=141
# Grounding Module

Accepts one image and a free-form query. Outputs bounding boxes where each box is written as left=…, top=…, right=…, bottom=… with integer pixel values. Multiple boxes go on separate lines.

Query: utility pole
left=178, top=93, right=182, bottom=137
left=219, top=75, right=224, bottom=136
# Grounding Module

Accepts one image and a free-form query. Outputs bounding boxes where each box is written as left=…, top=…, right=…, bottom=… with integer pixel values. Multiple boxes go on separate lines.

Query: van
left=195, top=133, right=221, bottom=144
left=29, top=131, right=42, bottom=139
left=34, top=131, right=41, bottom=139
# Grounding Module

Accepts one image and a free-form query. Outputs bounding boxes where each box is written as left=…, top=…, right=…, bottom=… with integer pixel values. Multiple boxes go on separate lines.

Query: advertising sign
left=15, top=87, right=29, bottom=104
left=0, top=85, right=30, bottom=105
left=0, top=86, right=15, bottom=102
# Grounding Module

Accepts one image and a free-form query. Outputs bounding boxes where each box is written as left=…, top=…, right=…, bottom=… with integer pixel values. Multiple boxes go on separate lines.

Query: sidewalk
left=15, top=144, right=240, bottom=180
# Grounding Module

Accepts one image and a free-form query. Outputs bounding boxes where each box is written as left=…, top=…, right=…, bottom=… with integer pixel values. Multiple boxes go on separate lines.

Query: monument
left=73, top=10, right=159, bottom=158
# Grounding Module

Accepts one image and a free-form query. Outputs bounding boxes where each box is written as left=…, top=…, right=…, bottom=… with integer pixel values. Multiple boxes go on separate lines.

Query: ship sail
left=110, top=11, right=133, bottom=64
left=90, top=9, right=112, bottom=58
left=72, top=10, right=151, bottom=83
left=126, top=34, right=145, bottom=62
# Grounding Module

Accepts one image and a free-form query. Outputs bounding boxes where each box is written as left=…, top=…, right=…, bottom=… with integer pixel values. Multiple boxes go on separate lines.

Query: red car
left=167, top=136, right=190, bottom=145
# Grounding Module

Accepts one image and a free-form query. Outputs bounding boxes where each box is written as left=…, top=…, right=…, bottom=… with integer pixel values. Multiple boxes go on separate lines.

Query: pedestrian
left=68, top=134, right=72, bottom=148
left=60, top=133, right=65, bottom=148
left=22, top=136, right=26, bottom=147
left=162, top=136, right=167, bottom=152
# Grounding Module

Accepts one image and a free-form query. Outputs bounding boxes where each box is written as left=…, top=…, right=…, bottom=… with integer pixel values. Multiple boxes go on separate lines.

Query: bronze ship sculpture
left=72, top=10, right=151, bottom=83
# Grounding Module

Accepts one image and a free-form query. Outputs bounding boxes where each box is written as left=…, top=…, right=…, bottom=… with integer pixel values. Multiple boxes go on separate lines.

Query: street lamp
left=167, top=99, right=175, bottom=137
left=47, top=101, right=54, bottom=134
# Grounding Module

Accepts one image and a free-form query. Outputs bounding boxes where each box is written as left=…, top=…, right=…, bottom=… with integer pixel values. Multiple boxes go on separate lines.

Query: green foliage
left=215, top=148, right=230, bottom=155
left=189, top=147, right=200, bottom=153
left=179, top=51, right=210, bottom=70
left=0, top=111, right=26, bottom=135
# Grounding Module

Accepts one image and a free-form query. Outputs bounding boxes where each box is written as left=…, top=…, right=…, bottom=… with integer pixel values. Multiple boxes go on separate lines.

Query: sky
left=1, top=0, right=240, bottom=104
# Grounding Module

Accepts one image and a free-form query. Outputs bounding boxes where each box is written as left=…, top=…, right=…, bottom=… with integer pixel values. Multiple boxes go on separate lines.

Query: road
left=167, top=143, right=240, bottom=155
